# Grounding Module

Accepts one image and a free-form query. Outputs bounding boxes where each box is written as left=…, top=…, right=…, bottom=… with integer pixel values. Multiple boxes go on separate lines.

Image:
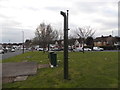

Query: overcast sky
left=0, top=0, right=119, bottom=43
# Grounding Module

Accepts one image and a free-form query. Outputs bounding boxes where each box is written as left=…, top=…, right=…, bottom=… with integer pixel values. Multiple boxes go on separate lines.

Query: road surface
left=1, top=50, right=28, bottom=60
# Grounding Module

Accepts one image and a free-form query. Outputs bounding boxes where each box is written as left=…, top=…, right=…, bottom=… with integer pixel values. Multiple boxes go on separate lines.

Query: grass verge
left=2, top=51, right=118, bottom=88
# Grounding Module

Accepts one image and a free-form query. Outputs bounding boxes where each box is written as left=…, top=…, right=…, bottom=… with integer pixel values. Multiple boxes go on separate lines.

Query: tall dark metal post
left=60, top=10, right=69, bottom=79
left=22, top=31, right=24, bottom=54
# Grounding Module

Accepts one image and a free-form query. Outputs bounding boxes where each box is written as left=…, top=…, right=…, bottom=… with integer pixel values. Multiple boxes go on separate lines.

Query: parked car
left=0, top=49, right=4, bottom=54
left=6, top=47, right=11, bottom=52
left=84, top=48, right=92, bottom=51
left=28, top=47, right=32, bottom=51
left=3, top=48, right=8, bottom=53
left=21, top=48, right=26, bottom=50
left=11, top=48, right=15, bottom=52
left=52, top=48, right=63, bottom=51
left=37, top=48, right=43, bottom=51
left=73, top=47, right=83, bottom=52
left=93, top=47, right=104, bottom=51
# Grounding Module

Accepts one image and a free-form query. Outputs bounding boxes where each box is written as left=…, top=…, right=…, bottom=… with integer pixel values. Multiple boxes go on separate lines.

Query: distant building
left=94, top=35, right=120, bottom=47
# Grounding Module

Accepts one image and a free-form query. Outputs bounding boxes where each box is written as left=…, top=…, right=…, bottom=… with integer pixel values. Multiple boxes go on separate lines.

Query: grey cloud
left=0, top=4, right=7, bottom=8
left=95, top=29, right=118, bottom=37
left=45, top=6, right=68, bottom=12
left=1, top=20, right=21, bottom=28
left=93, top=18, right=117, bottom=29
left=103, top=21, right=117, bottom=29
left=101, top=8, right=117, bottom=17
left=2, top=26, right=34, bottom=43
left=25, top=6, right=40, bottom=11
left=0, top=14, right=10, bottom=19
left=75, top=1, right=117, bottom=30
left=0, top=0, right=9, bottom=1
left=1, top=20, right=22, bottom=43
left=75, top=2, right=102, bottom=13
left=2, top=27, right=22, bottom=43
left=75, top=2, right=117, bottom=16
left=1, top=18, right=34, bottom=43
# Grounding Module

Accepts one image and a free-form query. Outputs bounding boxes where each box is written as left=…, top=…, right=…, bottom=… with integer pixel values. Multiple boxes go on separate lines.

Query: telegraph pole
left=60, top=10, right=69, bottom=79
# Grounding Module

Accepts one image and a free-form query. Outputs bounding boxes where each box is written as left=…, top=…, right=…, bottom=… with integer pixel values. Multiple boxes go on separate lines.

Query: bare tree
left=24, top=39, right=31, bottom=48
left=68, top=35, right=75, bottom=51
left=75, top=26, right=95, bottom=53
left=58, top=29, right=64, bottom=40
left=86, top=37, right=94, bottom=50
left=35, top=22, right=58, bottom=51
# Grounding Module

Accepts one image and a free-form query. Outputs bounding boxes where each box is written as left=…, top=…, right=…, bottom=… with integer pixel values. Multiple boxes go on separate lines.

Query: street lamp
left=60, top=10, right=69, bottom=79
left=22, top=31, right=24, bottom=54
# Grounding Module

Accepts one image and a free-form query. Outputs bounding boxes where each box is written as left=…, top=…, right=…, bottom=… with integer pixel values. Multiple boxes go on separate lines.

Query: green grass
left=2, top=51, right=49, bottom=64
left=2, top=51, right=118, bottom=88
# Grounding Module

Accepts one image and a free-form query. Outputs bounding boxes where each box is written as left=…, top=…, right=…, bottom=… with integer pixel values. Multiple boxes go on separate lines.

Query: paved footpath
left=2, top=62, right=37, bottom=83
left=2, top=62, right=37, bottom=77
left=2, top=62, right=50, bottom=83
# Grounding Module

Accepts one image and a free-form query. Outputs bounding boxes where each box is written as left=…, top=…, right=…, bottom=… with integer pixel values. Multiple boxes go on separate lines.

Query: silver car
left=73, top=48, right=83, bottom=52
left=0, top=49, right=4, bottom=54
left=84, top=48, right=92, bottom=51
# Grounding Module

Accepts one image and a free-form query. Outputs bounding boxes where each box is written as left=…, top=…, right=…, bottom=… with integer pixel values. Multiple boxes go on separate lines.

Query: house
left=114, top=36, right=120, bottom=46
left=94, top=35, right=118, bottom=47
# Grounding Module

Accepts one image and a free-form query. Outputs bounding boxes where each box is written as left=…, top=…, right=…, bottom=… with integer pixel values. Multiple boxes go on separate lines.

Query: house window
left=98, top=41, right=101, bottom=44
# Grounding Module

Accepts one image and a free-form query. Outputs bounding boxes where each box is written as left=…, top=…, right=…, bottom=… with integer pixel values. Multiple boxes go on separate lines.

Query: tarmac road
left=2, top=50, right=28, bottom=60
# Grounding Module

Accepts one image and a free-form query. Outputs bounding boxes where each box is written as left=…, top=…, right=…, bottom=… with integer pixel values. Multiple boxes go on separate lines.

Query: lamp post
left=22, top=31, right=24, bottom=54
left=60, top=10, right=69, bottom=79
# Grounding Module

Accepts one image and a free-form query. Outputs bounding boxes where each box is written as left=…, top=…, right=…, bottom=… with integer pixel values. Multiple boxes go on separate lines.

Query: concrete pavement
left=2, top=62, right=37, bottom=77
left=2, top=62, right=37, bottom=83
left=2, top=62, right=50, bottom=83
